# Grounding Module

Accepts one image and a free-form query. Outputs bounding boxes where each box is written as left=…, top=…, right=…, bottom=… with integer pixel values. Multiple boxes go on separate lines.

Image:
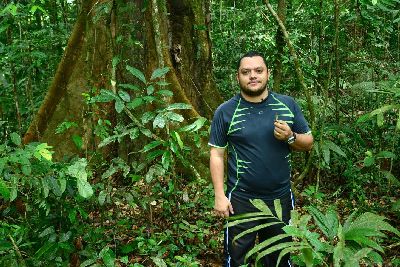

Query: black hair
left=236, top=51, right=268, bottom=71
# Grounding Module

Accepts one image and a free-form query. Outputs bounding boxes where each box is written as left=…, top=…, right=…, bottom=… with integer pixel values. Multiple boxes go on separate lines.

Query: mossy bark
left=23, top=0, right=220, bottom=161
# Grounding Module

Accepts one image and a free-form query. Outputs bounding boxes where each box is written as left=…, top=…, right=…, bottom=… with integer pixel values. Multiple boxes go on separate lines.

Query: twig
left=8, top=234, right=26, bottom=266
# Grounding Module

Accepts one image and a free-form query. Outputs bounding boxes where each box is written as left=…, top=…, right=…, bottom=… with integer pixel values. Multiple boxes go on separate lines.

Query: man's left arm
left=273, top=120, right=313, bottom=151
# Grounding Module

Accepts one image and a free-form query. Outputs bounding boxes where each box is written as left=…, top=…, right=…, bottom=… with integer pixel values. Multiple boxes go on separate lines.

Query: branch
left=264, top=0, right=316, bottom=184
left=264, top=0, right=315, bottom=129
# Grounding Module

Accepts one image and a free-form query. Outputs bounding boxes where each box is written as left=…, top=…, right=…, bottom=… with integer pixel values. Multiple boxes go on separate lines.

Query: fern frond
left=244, top=233, right=290, bottom=263
left=232, top=221, right=282, bottom=243
left=250, top=199, right=273, bottom=215
left=343, top=212, right=400, bottom=237
left=226, top=216, right=272, bottom=228
left=346, top=236, right=384, bottom=253
left=255, top=243, right=310, bottom=266
left=308, top=206, right=339, bottom=241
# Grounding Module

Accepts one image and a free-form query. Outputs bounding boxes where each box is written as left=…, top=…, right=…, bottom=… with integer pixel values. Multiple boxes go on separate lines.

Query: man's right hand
left=214, top=195, right=234, bottom=218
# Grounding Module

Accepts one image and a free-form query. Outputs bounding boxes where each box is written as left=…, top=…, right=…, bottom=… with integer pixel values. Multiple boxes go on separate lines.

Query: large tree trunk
left=23, top=0, right=221, bottom=160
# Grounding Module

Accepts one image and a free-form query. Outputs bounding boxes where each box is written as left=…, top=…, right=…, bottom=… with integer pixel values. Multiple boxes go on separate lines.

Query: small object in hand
left=275, top=113, right=279, bottom=122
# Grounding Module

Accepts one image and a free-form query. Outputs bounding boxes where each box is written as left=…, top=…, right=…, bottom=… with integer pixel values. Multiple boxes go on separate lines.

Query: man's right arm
left=210, top=146, right=233, bottom=217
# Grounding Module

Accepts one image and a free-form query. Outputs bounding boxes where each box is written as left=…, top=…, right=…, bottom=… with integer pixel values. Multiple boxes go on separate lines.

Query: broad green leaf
left=41, top=178, right=49, bottom=198
left=127, top=97, right=143, bottom=110
left=156, top=89, right=173, bottom=96
left=118, top=89, right=130, bottom=102
left=173, top=131, right=183, bottom=149
left=233, top=221, right=282, bottom=243
left=126, top=65, right=146, bottom=84
left=98, top=190, right=107, bottom=205
left=146, top=150, right=165, bottom=161
left=129, top=128, right=140, bottom=140
left=10, top=132, right=21, bottom=146
left=156, top=81, right=170, bottom=86
left=150, top=67, right=170, bottom=80
left=91, top=89, right=117, bottom=103
left=0, top=179, right=10, bottom=199
left=77, top=179, right=93, bottom=198
left=397, top=110, right=400, bottom=131
left=227, top=216, right=271, bottom=228
left=165, top=112, right=184, bottom=123
left=377, top=112, right=384, bottom=127
left=21, top=163, right=31, bottom=175
left=0, top=158, right=6, bottom=174
left=276, top=245, right=312, bottom=267
left=179, top=117, right=207, bottom=132
left=245, top=234, right=290, bottom=262
left=382, top=171, right=400, bottom=186
left=162, top=150, right=171, bottom=170
left=119, top=83, right=140, bottom=91
left=322, top=143, right=330, bottom=165
left=376, top=150, right=396, bottom=159
left=140, top=128, right=153, bottom=138
left=151, top=256, right=167, bottom=267
left=112, top=56, right=120, bottom=68
left=39, top=226, right=55, bottom=238
left=165, top=103, right=192, bottom=111
left=274, top=199, right=282, bottom=221
left=98, top=136, right=117, bottom=148
left=141, top=111, right=156, bottom=124
left=34, top=143, right=53, bottom=161
left=80, top=259, right=97, bottom=267
left=100, top=246, right=115, bottom=267
left=72, top=135, right=83, bottom=150
left=10, top=176, right=18, bottom=201
left=250, top=199, right=273, bottom=214
left=34, top=242, right=57, bottom=259
left=67, top=159, right=93, bottom=198
left=364, top=156, right=375, bottom=167
left=147, top=85, right=155, bottom=95
left=325, top=140, right=346, bottom=157
left=142, top=140, right=163, bottom=152
left=115, top=99, right=125, bottom=113
left=145, top=164, right=165, bottom=183
left=153, top=113, right=166, bottom=129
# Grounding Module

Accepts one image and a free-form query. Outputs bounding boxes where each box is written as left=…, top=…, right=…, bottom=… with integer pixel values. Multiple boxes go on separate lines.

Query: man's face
left=237, top=56, right=269, bottom=97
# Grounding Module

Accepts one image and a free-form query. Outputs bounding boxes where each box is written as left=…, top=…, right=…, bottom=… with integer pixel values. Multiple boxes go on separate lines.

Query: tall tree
left=23, top=0, right=221, bottom=159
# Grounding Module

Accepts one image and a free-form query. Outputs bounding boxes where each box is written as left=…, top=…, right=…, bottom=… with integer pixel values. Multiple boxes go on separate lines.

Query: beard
left=240, top=82, right=268, bottom=97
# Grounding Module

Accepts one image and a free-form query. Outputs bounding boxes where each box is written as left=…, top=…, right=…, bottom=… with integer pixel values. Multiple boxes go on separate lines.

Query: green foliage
left=230, top=199, right=400, bottom=266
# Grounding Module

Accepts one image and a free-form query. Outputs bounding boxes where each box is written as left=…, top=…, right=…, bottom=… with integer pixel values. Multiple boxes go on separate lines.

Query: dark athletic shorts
left=223, top=191, right=294, bottom=267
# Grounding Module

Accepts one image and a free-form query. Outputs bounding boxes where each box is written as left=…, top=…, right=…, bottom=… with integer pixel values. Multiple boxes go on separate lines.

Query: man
left=209, top=51, right=313, bottom=266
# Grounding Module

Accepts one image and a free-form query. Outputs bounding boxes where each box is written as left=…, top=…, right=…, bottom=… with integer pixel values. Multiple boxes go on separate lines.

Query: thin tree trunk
left=273, top=0, right=286, bottom=93
left=334, top=0, right=340, bottom=124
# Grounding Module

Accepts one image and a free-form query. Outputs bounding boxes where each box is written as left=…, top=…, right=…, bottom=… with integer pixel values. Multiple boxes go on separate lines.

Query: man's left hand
left=273, top=120, right=292, bottom=141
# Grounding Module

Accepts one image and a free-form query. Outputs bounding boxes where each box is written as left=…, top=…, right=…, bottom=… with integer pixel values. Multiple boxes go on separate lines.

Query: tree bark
left=23, top=0, right=221, bottom=160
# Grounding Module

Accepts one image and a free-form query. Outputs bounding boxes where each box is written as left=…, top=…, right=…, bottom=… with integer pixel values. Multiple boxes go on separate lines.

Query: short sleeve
left=291, top=99, right=311, bottom=134
left=208, top=106, right=229, bottom=148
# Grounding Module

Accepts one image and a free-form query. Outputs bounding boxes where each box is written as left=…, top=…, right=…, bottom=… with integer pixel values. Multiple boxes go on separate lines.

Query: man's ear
left=236, top=73, right=239, bottom=83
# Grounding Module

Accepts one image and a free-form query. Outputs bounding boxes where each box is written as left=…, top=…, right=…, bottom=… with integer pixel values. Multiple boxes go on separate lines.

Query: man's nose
left=250, top=70, right=257, bottom=78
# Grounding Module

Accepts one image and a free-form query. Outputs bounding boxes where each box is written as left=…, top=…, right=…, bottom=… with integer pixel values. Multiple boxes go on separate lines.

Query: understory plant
left=228, top=199, right=400, bottom=267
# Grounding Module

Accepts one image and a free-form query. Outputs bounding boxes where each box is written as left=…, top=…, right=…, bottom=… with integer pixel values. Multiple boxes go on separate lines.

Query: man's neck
left=240, top=89, right=269, bottom=103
